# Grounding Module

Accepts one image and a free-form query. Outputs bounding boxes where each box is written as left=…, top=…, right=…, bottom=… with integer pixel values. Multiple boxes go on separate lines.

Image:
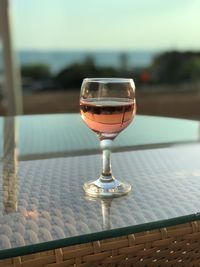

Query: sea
left=16, top=50, right=158, bottom=74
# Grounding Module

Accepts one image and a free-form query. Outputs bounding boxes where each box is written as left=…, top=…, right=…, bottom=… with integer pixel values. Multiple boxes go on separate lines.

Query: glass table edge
left=0, top=212, right=200, bottom=260
left=17, top=140, right=199, bottom=161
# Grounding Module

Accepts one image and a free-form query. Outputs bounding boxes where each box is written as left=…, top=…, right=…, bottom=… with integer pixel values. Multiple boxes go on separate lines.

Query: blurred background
left=0, top=0, right=200, bottom=118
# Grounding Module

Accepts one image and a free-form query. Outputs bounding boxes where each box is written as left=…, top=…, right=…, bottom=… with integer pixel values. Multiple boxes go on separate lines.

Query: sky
left=11, top=0, right=200, bottom=51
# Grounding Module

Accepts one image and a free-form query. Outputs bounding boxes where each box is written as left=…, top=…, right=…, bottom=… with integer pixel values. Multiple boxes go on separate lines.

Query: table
left=0, top=114, right=200, bottom=266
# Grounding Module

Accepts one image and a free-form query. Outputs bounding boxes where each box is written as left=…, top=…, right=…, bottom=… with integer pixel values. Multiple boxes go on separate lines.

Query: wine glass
left=80, top=78, right=136, bottom=198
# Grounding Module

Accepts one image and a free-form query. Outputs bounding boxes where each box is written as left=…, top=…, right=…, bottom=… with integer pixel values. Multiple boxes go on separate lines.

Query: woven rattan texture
left=1, top=221, right=200, bottom=266
left=1, top=144, right=200, bottom=263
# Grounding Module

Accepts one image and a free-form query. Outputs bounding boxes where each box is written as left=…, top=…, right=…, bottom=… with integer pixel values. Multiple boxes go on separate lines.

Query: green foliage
left=179, top=57, right=200, bottom=81
left=20, top=51, right=200, bottom=92
left=152, top=51, right=200, bottom=84
left=55, top=56, right=119, bottom=89
left=21, top=64, right=51, bottom=80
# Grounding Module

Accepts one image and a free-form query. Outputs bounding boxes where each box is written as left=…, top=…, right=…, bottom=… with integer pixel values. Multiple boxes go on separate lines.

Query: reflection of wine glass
left=101, top=199, right=112, bottom=230
left=80, top=78, right=136, bottom=197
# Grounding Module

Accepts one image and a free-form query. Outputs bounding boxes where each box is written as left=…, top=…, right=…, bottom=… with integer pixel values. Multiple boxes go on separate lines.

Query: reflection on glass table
left=3, top=117, right=18, bottom=213
left=0, top=114, right=199, bottom=160
left=0, top=114, right=200, bottom=266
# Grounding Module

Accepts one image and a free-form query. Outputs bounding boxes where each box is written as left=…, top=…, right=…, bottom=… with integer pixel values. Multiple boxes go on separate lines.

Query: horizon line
left=15, top=48, right=200, bottom=53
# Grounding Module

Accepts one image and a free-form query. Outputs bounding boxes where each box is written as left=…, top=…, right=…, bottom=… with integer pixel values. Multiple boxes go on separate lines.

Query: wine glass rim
left=83, top=78, right=134, bottom=83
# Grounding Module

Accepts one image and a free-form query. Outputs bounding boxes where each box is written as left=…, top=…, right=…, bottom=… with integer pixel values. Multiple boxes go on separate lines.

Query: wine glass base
left=83, top=175, right=131, bottom=198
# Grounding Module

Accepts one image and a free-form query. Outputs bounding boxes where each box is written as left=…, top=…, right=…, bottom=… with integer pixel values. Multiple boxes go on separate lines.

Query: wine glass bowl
left=80, top=78, right=136, bottom=198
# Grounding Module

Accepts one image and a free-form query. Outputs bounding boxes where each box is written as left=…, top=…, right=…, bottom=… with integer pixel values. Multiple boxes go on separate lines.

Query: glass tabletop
left=0, top=114, right=199, bottom=160
left=0, top=114, right=200, bottom=259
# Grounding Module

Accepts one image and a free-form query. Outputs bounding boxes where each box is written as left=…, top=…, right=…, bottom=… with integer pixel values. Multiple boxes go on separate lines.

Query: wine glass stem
left=100, top=139, right=113, bottom=179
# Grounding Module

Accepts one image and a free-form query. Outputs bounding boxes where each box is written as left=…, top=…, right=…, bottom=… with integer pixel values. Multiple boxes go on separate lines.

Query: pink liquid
left=80, top=98, right=136, bottom=137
